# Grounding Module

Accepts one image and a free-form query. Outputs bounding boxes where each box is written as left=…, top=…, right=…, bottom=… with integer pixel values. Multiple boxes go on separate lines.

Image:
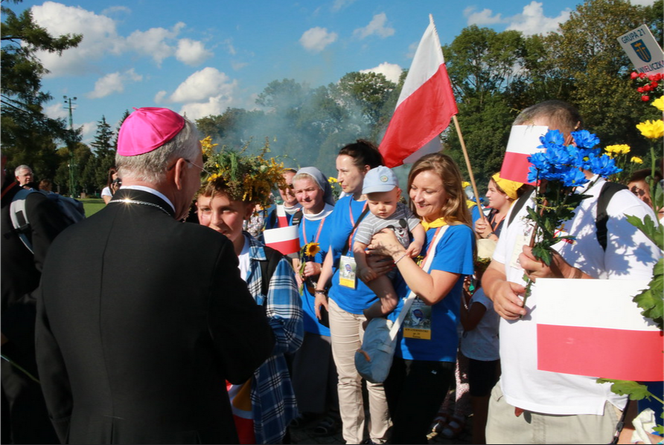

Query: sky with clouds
left=10, top=0, right=655, bottom=143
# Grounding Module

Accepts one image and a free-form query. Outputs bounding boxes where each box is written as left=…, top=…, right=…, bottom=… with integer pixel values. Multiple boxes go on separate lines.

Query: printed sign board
left=617, top=25, right=664, bottom=74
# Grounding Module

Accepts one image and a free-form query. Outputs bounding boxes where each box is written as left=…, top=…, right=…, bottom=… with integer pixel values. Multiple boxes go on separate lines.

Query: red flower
left=638, top=87, right=645, bottom=93
left=639, top=73, right=648, bottom=79
left=641, top=95, right=650, bottom=102
left=631, top=72, right=639, bottom=79
left=652, top=82, right=659, bottom=89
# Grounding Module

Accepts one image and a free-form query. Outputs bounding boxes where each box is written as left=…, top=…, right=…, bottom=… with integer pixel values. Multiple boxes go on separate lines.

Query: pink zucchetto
left=117, top=107, right=185, bottom=156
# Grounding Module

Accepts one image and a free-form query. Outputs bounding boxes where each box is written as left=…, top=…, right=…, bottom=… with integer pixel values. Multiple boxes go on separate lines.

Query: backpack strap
left=596, top=181, right=628, bottom=251
left=290, top=209, right=303, bottom=227
left=259, top=245, right=285, bottom=304
left=507, top=186, right=535, bottom=227
left=9, top=188, right=36, bottom=254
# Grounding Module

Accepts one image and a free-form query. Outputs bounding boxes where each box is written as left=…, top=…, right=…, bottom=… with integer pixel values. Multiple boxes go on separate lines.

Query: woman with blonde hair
left=366, top=152, right=475, bottom=444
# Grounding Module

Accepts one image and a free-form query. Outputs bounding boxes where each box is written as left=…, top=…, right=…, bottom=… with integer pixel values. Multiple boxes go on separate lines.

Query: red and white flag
left=536, top=278, right=663, bottom=382
left=379, top=15, right=458, bottom=168
left=499, top=125, right=548, bottom=185
left=263, top=225, right=300, bottom=255
left=276, top=204, right=288, bottom=228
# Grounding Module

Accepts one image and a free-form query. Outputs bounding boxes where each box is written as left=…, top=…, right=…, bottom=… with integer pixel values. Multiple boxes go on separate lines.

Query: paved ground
left=289, top=409, right=473, bottom=444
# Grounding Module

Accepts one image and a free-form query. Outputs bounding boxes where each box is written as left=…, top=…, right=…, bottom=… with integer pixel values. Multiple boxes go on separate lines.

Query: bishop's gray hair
left=116, top=118, right=201, bottom=184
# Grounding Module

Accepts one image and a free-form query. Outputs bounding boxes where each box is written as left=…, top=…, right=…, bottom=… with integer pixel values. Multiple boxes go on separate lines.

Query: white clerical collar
left=120, top=185, right=176, bottom=212
left=304, top=203, right=334, bottom=221
left=284, top=203, right=302, bottom=215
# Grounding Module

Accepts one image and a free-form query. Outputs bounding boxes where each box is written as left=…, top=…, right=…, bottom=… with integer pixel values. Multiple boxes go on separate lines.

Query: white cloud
left=155, top=67, right=241, bottom=120
left=31, top=1, right=123, bottom=76
left=175, top=39, right=213, bottom=66
left=506, top=2, right=570, bottom=35
left=31, top=3, right=202, bottom=75
left=44, top=102, right=69, bottom=120
left=125, top=22, right=185, bottom=66
left=300, top=27, right=338, bottom=53
left=101, top=5, right=130, bottom=15
left=180, top=97, right=232, bottom=121
left=353, top=13, right=395, bottom=39
left=154, top=90, right=168, bottom=104
left=331, top=0, right=356, bottom=12
left=87, top=69, right=143, bottom=99
left=361, top=62, right=402, bottom=84
left=223, top=38, right=237, bottom=56
left=464, top=7, right=504, bottom=26
left=80, top=121, right=98, bottom=143
left=629, top=0, right=656, bottom=4
left=231, top=61, right=249, bottom=71
left=169, top=67, right=238, bottom=103
left=465, top=2, right=571, bottom=36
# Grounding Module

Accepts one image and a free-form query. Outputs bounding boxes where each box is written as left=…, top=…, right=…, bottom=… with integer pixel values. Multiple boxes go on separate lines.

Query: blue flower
left=588, top=153, right=622, bottom=178
left=538, top=129, right=566, bottom=151
left=571, top=130, right=600, bottom=149
left=559, top=168, right=589, bottom=187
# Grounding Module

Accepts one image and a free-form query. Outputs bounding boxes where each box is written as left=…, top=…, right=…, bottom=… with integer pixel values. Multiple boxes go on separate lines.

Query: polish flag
left=276, top=204, right=288, bottom=228
left=536, top=278, right=663, bottom=381
left=379, top=15, right=458, bottom=168
left=263, top=225, right=300, bottom=255
left=499, top=125, right=548, bottom=185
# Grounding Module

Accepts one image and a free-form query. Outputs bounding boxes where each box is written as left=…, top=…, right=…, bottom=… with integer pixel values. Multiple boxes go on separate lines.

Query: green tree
left=547, top=0, right=657, bottom=155
left=442, top=26, right=528, bottom=184
left=329, top=72, right=396, bottom=140
left=91, top=115, right=116, bottom=190
left=1, top=0, right=82, bottom=179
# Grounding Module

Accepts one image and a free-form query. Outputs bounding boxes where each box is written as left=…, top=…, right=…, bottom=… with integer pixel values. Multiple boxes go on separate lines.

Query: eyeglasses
left=168, top=158, right=211, bottom=179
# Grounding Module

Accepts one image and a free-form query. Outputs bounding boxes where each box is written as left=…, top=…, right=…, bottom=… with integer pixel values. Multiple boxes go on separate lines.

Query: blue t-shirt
left=327, top=195, right=379, bottom=315
left=390, top=223, right=475, bottom=362
left=299, top=214, right=332, bottom=336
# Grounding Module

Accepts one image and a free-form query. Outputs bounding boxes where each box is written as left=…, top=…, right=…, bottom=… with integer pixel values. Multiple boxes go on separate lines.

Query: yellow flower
left=636, top=120, right=664, bottom=139
left=305, top=242, right=320, bottom=257
left=604, top=144, right=631, bottom=157
left=631, top=156, right=643, bottom=164
left=462, top=181, right=470, bottom=188
left=652, top=96, right=664, bottom=112
left=328, top=177, right=338, bottom=184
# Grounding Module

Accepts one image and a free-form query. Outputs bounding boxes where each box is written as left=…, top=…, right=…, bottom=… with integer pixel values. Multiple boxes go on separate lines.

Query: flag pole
left=452, top=115, right=487, bottom=223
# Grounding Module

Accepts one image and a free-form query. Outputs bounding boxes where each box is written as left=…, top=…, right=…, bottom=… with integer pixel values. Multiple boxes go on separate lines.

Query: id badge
left=510, top=234, right=530, bottom=270
left=403, top=298, right=432, bottom=340
left=338, top=255, right=357, bottom=289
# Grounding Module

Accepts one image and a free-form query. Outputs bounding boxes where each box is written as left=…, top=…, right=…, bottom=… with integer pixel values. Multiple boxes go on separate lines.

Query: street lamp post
left=63, top=95, right=77, bottom=198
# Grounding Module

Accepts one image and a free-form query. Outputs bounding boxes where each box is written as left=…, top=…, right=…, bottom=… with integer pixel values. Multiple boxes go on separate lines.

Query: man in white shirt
left=482, top=100, right=661, bottom=443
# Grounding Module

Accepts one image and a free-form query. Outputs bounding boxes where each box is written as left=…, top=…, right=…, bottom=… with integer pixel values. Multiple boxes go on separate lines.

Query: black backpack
left=259, top=244, right=285, bottom=299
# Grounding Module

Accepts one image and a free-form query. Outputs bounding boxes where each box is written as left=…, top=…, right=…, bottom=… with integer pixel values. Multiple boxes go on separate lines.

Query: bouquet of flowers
left=522, top=129, right=621, bottom=305
left=298, top=242, right=320, bottom=294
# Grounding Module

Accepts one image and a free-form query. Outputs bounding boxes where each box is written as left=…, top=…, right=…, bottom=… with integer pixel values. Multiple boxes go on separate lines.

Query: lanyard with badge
left=401, top=225, right=448, bottom=340
left=338, top=201, right=369, bottom=289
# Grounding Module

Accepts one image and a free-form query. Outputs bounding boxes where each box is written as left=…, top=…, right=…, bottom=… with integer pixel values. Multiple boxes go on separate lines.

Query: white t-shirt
left=101, top=186, right=112, bottom=198
left=460, top=288, right=500, bottom=361
left=492, top=176, right=660, bottom=415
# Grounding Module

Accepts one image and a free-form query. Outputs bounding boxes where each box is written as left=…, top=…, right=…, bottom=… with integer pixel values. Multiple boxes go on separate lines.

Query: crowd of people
left=1, top=100, right=662, bottom=445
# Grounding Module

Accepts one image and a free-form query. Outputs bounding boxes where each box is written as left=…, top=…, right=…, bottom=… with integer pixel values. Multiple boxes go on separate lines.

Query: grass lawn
left=80, top=198, right=105, bottom=217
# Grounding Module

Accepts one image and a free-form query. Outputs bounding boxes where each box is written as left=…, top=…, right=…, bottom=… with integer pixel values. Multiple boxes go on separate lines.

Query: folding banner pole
left=452, top=115, right=487, bottom=223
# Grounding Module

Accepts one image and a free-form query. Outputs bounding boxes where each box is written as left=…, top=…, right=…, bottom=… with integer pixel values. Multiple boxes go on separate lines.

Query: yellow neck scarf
left=422, top=217, right=447, bottom=232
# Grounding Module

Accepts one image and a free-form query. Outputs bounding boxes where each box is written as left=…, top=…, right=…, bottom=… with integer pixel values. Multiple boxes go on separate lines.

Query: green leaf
left=626, top=214, right=664, bottom=250
left=596, top=379, right=651, bottom=400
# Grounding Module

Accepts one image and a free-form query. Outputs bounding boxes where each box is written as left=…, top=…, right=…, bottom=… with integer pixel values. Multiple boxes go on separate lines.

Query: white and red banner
left=499, top=125, right=548, bottom=185
left=379, top=15, right=458, bottom=168
left=263, top=225, right=300, bottom=255
left=536, top=278, right=663, bottom=382
left=276, top=204, right=288, bottom=228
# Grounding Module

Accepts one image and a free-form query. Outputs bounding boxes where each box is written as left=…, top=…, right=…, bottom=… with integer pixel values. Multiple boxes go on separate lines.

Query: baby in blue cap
left=353, top=166, right=425, bottom=310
